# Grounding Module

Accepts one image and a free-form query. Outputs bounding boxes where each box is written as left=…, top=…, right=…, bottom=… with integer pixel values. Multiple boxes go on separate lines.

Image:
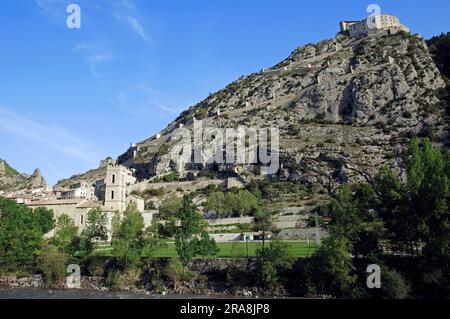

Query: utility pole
left=245, top=235, right=249, bottom=259
left=262, top=212, right=267, bottom=250
left=315, top=213, right=321, bottom=246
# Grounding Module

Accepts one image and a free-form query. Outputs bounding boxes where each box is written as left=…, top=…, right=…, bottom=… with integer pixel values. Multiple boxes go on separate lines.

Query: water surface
left=0, top=288, right=220, bottom=299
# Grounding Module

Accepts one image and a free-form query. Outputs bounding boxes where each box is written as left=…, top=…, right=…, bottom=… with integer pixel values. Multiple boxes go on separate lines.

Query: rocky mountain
left=55, top=31, right=449, bottom=196
left=0, top=159, right=47, bottom=192
left=55, top=165, right=106, bottom=190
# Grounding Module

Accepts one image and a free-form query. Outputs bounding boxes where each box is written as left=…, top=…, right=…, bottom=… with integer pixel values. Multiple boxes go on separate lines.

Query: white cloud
left=36, top=0, right=152, bottom=47
left=127, top=16, right=149, bottom=42
left=137, top=85, right=185, bottom=115
left=155, top=103, right=181, bottom=115
left=110, top=0, right=151, bottom=44
left=73, top=42, right=112, bottom=77
left=113, top=85, right=184, bottom=118
left=0, top=107, right=98, bottom=165
left=119, top=0, right=136, bottom=11
left=35, top=0, right=70, bottom=21
left=112, top=13, right=150, bottom=43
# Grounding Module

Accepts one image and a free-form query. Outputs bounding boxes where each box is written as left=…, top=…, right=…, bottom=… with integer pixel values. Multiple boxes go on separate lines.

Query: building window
left=80, top=215, right=84, bottom=225
left=111, top=191, right=115, bottom=200
left=112, top=174, right=115, bottom=184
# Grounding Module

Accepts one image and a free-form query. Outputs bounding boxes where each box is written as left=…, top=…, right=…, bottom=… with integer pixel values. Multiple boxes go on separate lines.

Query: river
left=0, top=288, right=221, bottom=299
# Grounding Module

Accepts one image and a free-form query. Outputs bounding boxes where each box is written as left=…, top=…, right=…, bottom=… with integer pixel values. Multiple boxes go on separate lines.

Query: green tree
left=163, top=258, right=188, bottom=289
left=0, top=198, right=50, bottom=271
left=254, top=209, right=273, bottom=249
left=331, top=184, right=384, bottom=258
left=379, top=267, right=411, bottom=299
left=255, top=239, right=294, bottom=290
left=167, top=196, right=218, bottom=272
left=159, top=194, right=183, bottom=220
left=330, top=184, right=359, bottom=239
left=204, top=190, right=260, bottom=218
left=407, top=138, right=449, bottom=259
left=80, top=208, right=108, bottom=255
left=204, top=192, right=226, bottom=218
left=302, top=138, right=449, bottom=298
left=427, top=32, right=450, bottom=78
left=33, top=207, right=55, bottom=234
left=226, top=190, right=260, bottom=217
left=53, top=214, right=79, bottom=255
left=142, top=219, right=166, bottom=259
left=192, top=231, right=220, bottom=257
left=306, top=236, right=357, bottom=298
left=375, top=138, right=450, bottom=258
left=374, top=167, right=415, bottom=254
left=111, top=203, right=145, bottom=268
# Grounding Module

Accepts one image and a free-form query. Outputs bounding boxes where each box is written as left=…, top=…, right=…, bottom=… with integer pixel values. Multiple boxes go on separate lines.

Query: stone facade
left=27, top=199, right=104, bottom=238
left=129, top=178, right=225, bottom=193
left=340, top=15, right=410, bottom=39
left=26, top=160, right=148, bottom=239
left=61, top=181, right=96, bottom=201
left=126, top=194, right=145, bottom=213
left=94, top=179, right=106, bottom=201
left=103, top=160, right=137, bottom=212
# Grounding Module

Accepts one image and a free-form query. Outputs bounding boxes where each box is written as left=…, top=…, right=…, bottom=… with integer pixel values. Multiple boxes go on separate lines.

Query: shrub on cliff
left=37, top=247, right=68, bottom=286
left=163, top=258, right=195, bottom=290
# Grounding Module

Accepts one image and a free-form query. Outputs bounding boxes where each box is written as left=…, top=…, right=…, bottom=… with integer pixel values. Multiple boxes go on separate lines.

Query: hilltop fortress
left=340, top=14, right=410, bottom=39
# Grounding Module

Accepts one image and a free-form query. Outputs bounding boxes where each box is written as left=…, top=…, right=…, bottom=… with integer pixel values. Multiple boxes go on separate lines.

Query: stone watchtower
left=103, top=160, right=136, bottom=212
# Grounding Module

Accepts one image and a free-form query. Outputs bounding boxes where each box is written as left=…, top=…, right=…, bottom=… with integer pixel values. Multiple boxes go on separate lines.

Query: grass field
left=97, top=241, right=318, bottom=258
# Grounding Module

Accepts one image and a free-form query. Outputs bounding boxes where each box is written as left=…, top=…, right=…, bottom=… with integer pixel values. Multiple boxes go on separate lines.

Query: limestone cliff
left=56, top=31, right=449, bottom=193
left=0, top=159, right=47, bottom=192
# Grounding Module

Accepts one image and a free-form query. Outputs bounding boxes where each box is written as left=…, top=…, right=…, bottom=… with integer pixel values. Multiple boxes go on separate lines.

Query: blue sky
left=0, top=0, right=449, bottom=186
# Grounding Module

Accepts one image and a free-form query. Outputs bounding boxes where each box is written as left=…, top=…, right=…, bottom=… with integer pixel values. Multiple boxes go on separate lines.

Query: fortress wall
left=207, top=216, right=255, bottom=226
left=128, top=179, right=226, bottom=193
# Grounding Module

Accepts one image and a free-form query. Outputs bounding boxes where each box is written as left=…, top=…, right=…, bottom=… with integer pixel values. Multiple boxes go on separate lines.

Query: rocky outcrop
left=57, top=31, right=449, bottom=196
left=0, top=159, right=47, bottom=192
left=54, top=166, right=106, bottom=190
left=0, top=160, right=5, bottom=176
left=30, top=168, right=47, bottom=189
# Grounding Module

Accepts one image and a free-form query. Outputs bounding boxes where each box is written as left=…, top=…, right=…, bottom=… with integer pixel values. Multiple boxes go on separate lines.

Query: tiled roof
left=76, top=201, right=103, bottom=209
left=28, top=199, right=84, bottom=206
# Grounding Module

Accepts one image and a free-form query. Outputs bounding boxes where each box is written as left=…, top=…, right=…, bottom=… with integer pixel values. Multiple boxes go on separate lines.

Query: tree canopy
left=0, top=198, right=54, bottom=271
left=167, top=196, right=218, bottom=271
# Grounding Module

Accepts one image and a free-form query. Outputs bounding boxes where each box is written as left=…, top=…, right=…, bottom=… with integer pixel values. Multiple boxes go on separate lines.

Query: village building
left=60, top=181, right=96, bottom=201
left=103, top=160, right=142, bottom=212
left=27, top=199, right=106, bottom=238
left=94, top=179, right=106, bottom=201
left=25, top=160, right=148, bottom=239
